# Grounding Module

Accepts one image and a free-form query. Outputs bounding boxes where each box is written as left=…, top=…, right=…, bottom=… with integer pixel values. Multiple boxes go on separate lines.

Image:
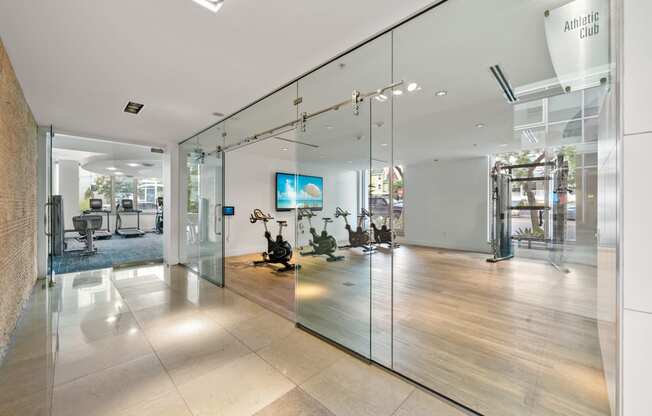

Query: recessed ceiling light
left=476, top=123, right=486, bottom=128
left=124, top=101, right=144, bottom=114
left=127, top=163, right=140, bottom=167
left=380, top=143, right=388, bottom=147
left=280, top=147, right=289, bottom=151
left=114, top=172, right=124, bottom=175
left=106, top=167, right=117, bottom=171
left=435, top=90, right=448, bottom=97
left=393, top=90, right=403, bottom=96
left=192, top=0, right=224, bottom=13
left=407, top=82, right=418, bottom=92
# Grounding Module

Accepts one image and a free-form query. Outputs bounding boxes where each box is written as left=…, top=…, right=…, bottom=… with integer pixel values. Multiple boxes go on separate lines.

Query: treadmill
left=115, top=199, right=145, bottom=238
left=83, top=198, right=113, bottom=240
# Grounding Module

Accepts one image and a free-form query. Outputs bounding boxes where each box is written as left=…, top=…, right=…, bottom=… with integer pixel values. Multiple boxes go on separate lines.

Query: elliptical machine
left=250, top=209, right=297, bottom=272
left=298, top=208, right=344, bottom=262
left=366, top=208, right=399, bottom=248
left=334, top=207, right=375, bottom=253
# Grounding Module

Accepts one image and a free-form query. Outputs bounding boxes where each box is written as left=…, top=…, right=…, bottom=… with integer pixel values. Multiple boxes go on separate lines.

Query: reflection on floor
left=226, top=254, right=296, bottom=320
left=0, top=265, right=468, bottom=416
left=52, top=233, right=163, bottom=274
left=227, top=245, right=610, bottom=416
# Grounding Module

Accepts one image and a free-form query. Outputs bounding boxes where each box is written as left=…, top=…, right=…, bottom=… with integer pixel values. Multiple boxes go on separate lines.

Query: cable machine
left=488, top=155, right=568, bottom=263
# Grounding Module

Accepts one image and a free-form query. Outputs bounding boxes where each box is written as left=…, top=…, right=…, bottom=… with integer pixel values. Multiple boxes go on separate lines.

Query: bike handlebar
left=250, top=208, right=273, bottom=223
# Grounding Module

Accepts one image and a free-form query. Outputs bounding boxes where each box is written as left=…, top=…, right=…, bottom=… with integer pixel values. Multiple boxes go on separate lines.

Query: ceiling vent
left=124, top=101, right=144, bottom=114
left=490, top=65, right=517, bottom=103
left=150, top=148, right=164, bottom=154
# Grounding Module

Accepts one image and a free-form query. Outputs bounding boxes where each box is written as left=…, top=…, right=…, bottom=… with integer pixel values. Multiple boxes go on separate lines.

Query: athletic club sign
left=544, top=0, right=610, bottom=92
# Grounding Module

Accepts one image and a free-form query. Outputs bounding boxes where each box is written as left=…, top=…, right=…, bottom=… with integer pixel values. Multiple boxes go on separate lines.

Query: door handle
left=44, top=202, right=52, bottom=237
left=214, top=203, right=222, bottom=235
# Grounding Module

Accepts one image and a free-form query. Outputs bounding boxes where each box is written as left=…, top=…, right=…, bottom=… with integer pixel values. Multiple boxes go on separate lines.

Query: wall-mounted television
left=276, top=172, right=323, bottom=211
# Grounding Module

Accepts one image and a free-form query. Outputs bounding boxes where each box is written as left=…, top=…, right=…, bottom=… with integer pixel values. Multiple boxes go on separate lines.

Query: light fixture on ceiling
left=476, top=123, right=486, bottom=128
left=280, top=147, right=289, bottom=151
left=435, top=90, right=448, bottom=97
left=114, top=172, right=124, bottom=175
left=407, top=82, right=419, bottom=92
left=380, top=143, right=388, bottom=147
left=393, top=90, right=403, bottom=96
left=127, top=163, right=140, bottom=167
left=374, top=94, right=388, bottom=103
left=124, top=101, right=144, bottom=114
left=106, top=167, right=117, bottom=171
left=192, top=0, right=224, bottom=13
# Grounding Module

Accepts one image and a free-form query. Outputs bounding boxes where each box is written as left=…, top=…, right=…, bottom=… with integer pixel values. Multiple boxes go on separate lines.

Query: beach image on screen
left=276, top=173, right=297, bottom=210
left=296, top=175, right=323, bottom=209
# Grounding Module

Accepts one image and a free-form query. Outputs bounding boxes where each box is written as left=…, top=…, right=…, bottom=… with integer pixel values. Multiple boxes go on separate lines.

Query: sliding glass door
left=179, top=129, right=224, bottom=286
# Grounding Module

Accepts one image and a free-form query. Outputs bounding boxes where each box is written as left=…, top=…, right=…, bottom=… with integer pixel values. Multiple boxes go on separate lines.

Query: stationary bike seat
left=277, top=220, right=287, bottom=226
left=323, top=218, right=333, bottom=222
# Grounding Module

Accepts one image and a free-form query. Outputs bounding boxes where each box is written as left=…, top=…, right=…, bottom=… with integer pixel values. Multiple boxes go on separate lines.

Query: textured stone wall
left=0, top=37, right=38, bottom=360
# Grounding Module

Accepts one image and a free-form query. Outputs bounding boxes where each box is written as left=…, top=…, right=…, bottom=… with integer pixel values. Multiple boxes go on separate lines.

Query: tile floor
left=0, top=265, right=470, bottom=416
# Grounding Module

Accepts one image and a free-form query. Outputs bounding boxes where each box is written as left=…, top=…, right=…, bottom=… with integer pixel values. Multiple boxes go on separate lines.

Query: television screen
left=276, top=173, right=323, bottom=211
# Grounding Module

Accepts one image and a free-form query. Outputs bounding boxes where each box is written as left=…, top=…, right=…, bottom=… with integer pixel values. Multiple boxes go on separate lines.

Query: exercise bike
left=366, top=208, right=399, bottom=248
left=334, top=207, right=375, bottom=253
left=298, top=208, right=344, bottom=262
left=250, top=209, right=297, bottom=272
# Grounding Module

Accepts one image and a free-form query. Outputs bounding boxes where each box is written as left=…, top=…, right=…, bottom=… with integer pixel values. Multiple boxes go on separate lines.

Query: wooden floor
left=225, top=245, right=610, bottom=416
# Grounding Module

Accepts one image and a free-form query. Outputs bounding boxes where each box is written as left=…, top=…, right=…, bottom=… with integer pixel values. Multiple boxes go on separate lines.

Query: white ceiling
left=197, top=0, right=595, bottom=167
left=0, top=0, right=437, bottom=147
left=53, top=134, right=163, bottom=178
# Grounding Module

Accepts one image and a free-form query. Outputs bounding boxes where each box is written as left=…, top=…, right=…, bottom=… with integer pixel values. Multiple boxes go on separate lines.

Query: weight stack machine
left=488, top=163, right=514, bottom=262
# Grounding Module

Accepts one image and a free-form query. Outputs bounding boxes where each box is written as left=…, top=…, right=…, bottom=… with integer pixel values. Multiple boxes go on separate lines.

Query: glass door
left=295, top=100, right=372, bottom=359
left=197, top=147, right=224, bottom=286
left=180, top=139, right=202, bottom=273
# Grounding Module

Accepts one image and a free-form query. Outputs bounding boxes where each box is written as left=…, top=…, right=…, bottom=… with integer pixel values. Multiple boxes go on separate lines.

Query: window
left=114, top=176, right=136, bottom=210
left=138, top=178, right=163, bottom=213
left=79, top=168, right=112, bottom=211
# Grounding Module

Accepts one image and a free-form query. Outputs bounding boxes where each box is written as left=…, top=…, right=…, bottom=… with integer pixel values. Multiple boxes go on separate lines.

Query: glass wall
left=178, top=0, right=619, bottom=414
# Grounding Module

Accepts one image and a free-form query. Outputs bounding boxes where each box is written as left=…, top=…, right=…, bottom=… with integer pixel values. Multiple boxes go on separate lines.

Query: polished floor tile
left=228, top=309, right=295, bottom=351
left=258, top=330, right=346, bottom=384
left=1, top=265, right=478, bottom=416
left=112, top=390, right=193, bottom=416
left=301, top=355, right=414, bottom=416
left=254, top=387, right=335, bottom=416
left=144, top=313, right=250, bottom=385
left=54, top=329, right=151, bottom=385
left=178, top=353, right=295, bottom=416
left=52, top=354, right=176, bottom=416
left=393, top=389, right=471, bottom=416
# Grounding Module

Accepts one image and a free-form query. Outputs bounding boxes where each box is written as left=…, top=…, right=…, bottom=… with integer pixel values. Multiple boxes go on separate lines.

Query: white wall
left=401, top=157, right=490, bottom=253
left=223, top=150, right=359, bottom=257
left=623, top=0, right=652, bottom=414
left=224, top=151, right=296, bottom=257
left=57, top=160, right=79, bottom=229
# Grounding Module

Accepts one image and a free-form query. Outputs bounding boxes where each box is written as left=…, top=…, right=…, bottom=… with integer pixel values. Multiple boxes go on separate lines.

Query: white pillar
left=57, top=160, right=79, bottom=230
left=163, top=145, right=180, bottom=265
left=623, top=0, right=652, bottom=414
